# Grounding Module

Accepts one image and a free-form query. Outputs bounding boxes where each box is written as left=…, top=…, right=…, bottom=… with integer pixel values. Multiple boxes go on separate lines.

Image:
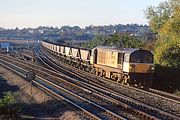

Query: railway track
left=148, top=88, right=180, bottom=102
left=35, top=44, right=179, bottom=119
left=0, top=57, right=126, bottom=120
left=34, top=77, right=126, bottom=120
left=39, top=45, right=180, bottom=104
left=44, top=48, right=180, bottom=104
left=0, top=52, right=167, bottom=119
left=1, top=46, right=180, bottom=120
left=35, top=46, right=179, bottom=119
left=0, top=53, right=162, bottom=120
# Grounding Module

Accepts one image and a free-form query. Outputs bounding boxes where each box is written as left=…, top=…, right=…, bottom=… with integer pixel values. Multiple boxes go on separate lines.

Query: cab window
left=118, top=53, right=124, bottom=64
left=130, top=50, right=153, bottom=63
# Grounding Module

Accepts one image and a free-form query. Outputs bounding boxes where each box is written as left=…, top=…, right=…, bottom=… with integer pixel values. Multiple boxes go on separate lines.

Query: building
left=0, top=42, right=11, bottom=52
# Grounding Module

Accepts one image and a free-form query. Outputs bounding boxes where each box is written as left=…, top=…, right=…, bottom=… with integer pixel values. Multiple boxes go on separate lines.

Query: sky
left=0, top=0, right=165, bottom=29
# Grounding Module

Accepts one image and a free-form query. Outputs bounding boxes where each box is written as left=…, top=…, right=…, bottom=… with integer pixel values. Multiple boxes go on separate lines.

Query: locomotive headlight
left=129, top=64, right=135, bottom=69
left=149, top=65, right=154, bottom=70
left=129, top=66, right=132, bottom=69
left=149, top=65, right=155, bottom=72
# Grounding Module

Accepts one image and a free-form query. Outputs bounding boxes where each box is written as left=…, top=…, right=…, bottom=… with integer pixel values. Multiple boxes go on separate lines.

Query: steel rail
left=38, top=46, right=180, bottom=119
left=35, top=47, right=180, bottom=119
left=0, top=57, right=126, bottom=120
left=0, top=51, right=179, bottom=119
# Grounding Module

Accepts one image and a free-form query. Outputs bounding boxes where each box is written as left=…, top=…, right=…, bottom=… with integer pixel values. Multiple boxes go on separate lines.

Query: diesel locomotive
left=42, top=41, right=154, bottom=88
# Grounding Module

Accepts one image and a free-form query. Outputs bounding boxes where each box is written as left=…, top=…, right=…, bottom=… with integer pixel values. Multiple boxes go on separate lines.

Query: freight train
left=42, top=41, right=154, bottom=88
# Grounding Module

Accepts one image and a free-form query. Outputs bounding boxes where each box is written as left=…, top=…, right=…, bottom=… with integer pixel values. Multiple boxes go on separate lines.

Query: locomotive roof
left=94, top=46, right=139, bottom=54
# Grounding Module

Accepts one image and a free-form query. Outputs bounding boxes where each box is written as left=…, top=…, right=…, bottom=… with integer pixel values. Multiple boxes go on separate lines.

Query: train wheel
left=119, top=75, right=127, bottom=86
left=75, top=63, right=79, bottom=68
left=138, top=82, right=142, bottom=88
left=111, top=74, right=116, bottom=80
left=142, top=79, right=147, bottom=88
left=81, top=65, right=85, bottom=71
left=117, top=77, right=120, bottom=83
left=102, top=70, right=106, bottom=77
left=125, top=76, right=130, bottom=86
left=117, top=78, right=122, bottom=84
left=144, top=79, right=152, bottom=89
left=90, top=68, right=96, bottom=74
left=72, top=63, right=74, bottom=67
left=117, top=75, right=123, bottom=83
left=96, top=71, right=99, bottom=76
left=129, top=79, right=135, bottom=87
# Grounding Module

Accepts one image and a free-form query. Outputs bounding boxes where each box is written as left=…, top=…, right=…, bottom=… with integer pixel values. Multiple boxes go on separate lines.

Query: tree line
left=0, top=24, right=153, bottom=41
left=81, top=33, right=144, bottom=49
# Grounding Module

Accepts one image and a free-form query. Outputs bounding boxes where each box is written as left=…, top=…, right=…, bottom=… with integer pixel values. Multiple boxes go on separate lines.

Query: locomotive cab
left=123, top=49, right=154, bottom=88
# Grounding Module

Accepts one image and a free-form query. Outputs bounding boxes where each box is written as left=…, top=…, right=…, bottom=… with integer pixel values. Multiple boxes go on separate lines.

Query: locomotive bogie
left=128, top=73, right=154, bottom=88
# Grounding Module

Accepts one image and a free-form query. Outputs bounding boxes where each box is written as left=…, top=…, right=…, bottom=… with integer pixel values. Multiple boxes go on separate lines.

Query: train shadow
left=152, top=64, right=180, bottom=93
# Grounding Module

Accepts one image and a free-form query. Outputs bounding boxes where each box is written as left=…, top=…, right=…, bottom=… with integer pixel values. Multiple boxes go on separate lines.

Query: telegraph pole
left=26, top=71, right=36, bottom=96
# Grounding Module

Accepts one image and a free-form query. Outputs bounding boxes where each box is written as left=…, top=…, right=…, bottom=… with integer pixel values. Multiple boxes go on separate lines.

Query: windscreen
left=130, top=50, right=153, bottom=63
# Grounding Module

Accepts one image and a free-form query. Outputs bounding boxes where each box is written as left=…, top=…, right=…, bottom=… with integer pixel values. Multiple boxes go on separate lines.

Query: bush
left=0, top=91, right=15, bottom=107
left=0, top=91, right=21, bottom=119
left=153, top=39, right=180, bottom=93
left=153, top=64, right=180, bottom=93
left=154, top=40, right=180, bottom=68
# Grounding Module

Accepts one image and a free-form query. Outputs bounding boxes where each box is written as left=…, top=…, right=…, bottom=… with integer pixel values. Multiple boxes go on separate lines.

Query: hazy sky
left=0, top=0, right=165, bottom=28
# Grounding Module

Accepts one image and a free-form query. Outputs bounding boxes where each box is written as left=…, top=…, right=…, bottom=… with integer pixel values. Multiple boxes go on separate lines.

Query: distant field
left=0, top=39, right=36, bottom=44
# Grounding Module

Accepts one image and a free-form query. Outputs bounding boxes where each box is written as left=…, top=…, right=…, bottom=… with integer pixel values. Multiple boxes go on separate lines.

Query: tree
left=145, top=0, right=180, bottom=68
left=87, top=33, right=143, bottom=49
left=159, top=5, right=180, bottom=41
left=145, top=0, right=180, bottom=34
left=154, top=40, right=180, bottom=68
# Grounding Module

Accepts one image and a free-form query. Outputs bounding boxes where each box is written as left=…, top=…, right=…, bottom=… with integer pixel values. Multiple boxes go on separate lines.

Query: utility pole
left=7, top=46, right=9, bottom=53
left=26, top=71, right=36, bottom=96
left=27, top=40, right=30, bottom=49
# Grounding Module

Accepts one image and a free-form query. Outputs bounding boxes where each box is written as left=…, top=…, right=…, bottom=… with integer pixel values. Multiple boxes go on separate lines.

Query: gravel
left=0, top=65, right=82, bottom=120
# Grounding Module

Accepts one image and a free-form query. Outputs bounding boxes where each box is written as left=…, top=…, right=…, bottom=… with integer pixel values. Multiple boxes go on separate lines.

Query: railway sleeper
left=107, top=93, right=171, bottom=120
left=122, top=106, right=155, bottom=120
